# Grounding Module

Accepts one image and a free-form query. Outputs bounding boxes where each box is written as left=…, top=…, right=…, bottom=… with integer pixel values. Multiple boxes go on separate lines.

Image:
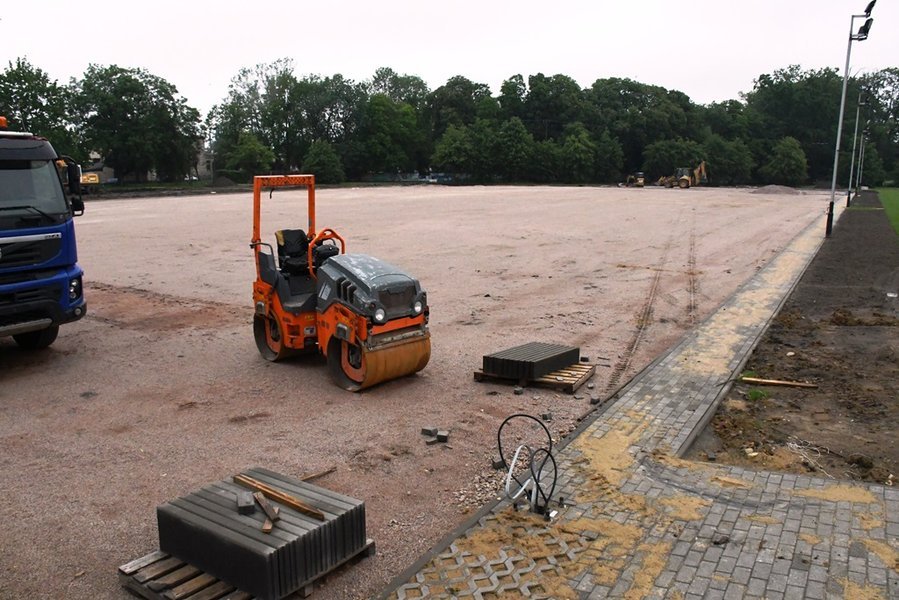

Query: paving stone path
left=380, top=206, right=898, bottom=600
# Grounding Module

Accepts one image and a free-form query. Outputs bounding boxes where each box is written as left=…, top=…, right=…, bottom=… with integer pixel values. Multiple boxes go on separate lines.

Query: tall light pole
left=857, top=126, right=870, bottom=195
left=846, top=92, right=867, bottom=207
left=826, top=1, right=875, bottom=237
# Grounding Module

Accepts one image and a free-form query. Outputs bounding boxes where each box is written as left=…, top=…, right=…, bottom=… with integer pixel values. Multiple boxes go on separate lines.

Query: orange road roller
left=250, top=174, right=431, bottom=391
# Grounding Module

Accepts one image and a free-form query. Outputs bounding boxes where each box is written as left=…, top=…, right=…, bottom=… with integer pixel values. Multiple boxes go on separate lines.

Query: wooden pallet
left=474, top=362, right=595, bottom=393
left=119, top=540, right=375, bottom=600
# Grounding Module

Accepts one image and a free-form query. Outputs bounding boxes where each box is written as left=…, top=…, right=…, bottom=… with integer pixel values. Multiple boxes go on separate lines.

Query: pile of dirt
left=752, top=184, right=801, bottom=195
left=689, top=191, right=899, bottom=484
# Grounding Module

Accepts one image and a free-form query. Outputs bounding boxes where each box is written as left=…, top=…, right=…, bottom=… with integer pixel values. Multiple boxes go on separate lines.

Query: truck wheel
left=13, top=326, right=59, bottom=350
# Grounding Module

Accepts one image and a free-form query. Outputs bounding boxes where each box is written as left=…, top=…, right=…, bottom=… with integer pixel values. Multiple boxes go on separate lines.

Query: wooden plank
left=120, top=574, right=162, bottom=600
left=474, top=362, right=595, bottom=393
left=171, top=579, right=234, bottom=600
left=147, top=565, right=201, bottom=592
left=233, top=474, right=325, bottom=521
left=163, top=573, right=218, bottom=600
left=120, top=550, right=169, bottom=576
left=121, top=539, right=375, bottom=600
left=739, top=376, right=818, bottom=389
left=219, top=591, right=253, bottom=600
left=252, top=492, right=280, bottom=522
left=300, top=466, right=336, bottom=482
left=134, top=556, right=185, bottom=584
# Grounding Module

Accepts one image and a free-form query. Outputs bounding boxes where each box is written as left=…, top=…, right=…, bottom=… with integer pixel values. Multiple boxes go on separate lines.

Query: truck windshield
left=0, top=160, right=68, bottom=216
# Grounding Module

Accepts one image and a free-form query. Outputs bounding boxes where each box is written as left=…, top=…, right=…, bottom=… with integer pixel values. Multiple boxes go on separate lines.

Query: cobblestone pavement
left=380, top=207, right=899, bottom=600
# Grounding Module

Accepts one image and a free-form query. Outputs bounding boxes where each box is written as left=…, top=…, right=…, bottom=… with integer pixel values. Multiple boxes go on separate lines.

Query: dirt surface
left=689, top=191, right=899, bottom=486
left=0, top=185, right=826, bottom=599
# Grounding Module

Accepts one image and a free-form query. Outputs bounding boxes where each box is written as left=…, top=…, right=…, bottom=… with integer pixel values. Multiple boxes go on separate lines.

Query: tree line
left=1, top=57, right=896, bottom=187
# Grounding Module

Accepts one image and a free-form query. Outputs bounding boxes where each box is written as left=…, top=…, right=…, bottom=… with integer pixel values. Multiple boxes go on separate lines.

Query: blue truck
left=0, top=116, right=86, bottom=349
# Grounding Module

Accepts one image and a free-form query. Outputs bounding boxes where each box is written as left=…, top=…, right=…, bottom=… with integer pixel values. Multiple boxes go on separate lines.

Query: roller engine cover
left=317, top=254, right=427, bottom=321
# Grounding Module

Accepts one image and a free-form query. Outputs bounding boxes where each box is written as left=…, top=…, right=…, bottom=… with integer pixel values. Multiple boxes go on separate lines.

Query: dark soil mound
left=689, top=191, right=899, bottom=484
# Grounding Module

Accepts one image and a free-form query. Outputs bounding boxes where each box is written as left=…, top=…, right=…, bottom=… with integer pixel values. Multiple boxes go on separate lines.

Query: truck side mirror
left=71, top=197, right=85, bottom=214
left=66, top=163, right=82, bottom=195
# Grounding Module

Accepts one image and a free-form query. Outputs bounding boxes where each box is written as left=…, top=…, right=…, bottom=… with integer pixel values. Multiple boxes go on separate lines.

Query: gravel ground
left=0, top=185, right=826, bottom=599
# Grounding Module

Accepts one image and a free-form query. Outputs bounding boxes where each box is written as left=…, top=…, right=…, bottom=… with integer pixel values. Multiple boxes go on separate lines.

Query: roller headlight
left=413, top=300, right=423, bottom=314
left=374, top=308, right=387, bottom=323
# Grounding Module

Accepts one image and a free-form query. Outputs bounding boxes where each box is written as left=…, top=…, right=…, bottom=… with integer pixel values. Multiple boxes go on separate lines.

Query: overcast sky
left=2, top=0, right=896, bottom=117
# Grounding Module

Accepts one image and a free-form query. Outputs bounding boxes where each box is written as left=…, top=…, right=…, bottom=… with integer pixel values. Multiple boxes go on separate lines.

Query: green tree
left=0, top=58, right=81, bottom=159
left=369, top=67, right=429, bottom=110
left=530, top=139, right=563, bottom=183
left=496, top=117, right=534, bottom=181
left=702, top=134, right=754, bottom=185
left=498, top=75, right=527, bottom=122
left=226, top=132, right=274, bottom=177
left=72, top=64, right=201, bottom=181
left=301, top=140, right=345, bottom=183
left=466, top=119, right=501, bottom=182
left=426, top=76, right=493, bottom=139
left=346, top=94, right=419, bottom=176
left=743, top=66, right=842, bottom=182
left=431, top=124, right=473, bottom=173
left=524, top=73, right=586, bottom=141
left=859, top=68, right=899, bottom=179
left=559, top=123, right=596, bottom=183
left=586, top=78, right=691, bottom=173
left=642, top=138, right=704, bottom=179
left=759, top=137, right=808, bottom=186
left=593, top=130, right=625, bottom=183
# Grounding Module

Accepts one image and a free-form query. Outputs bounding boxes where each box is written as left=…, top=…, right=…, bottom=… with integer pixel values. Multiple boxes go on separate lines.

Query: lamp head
left=856, top=17, right=873, bottom=40
left=864, top=0, right=876, bottom=17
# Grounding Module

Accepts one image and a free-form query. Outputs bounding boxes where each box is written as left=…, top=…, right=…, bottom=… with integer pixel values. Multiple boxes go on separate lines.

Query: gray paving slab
left=381, top=204, right=896, bottom=599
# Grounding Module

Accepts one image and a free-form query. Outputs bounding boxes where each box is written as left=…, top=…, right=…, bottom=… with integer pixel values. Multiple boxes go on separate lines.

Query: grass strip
left=878, top=188, right=899, bottom=236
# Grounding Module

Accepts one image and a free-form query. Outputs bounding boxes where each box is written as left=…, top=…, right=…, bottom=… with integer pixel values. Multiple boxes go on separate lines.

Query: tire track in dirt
left=606, top=240, right=673, bottom=393
left=687, top=211, right=698, bottom=326
left=85, top=282, right=250, bottom=332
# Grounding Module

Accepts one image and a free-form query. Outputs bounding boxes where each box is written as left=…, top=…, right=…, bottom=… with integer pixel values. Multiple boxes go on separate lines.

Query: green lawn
left=878, top=188, right=899, bottom=236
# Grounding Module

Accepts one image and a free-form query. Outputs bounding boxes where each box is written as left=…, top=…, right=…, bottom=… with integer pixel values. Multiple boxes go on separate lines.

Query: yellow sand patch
left=799, top=533, right=822, bottom=546
left=571, top=419, right=647, bottom=488
left=840, top=578, right=885, bottom=600
left=710, top=475, right=752, bottom=489
left=659, top=495, right=711, bottom=521
left=747, top=514, right=780, bottom=525
left=795, top=485, right=877, bottom=504
left=624, top=541, right=673, bottom=600
left=859, top=512, right=884, bottom=531
left=862, top=539, right=899, bottom=573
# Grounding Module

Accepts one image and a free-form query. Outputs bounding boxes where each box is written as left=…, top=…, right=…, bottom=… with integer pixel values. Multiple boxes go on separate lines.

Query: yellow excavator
left=622, top=172, right=645, bottom=187
left=658, top=161, right=708, bottom=188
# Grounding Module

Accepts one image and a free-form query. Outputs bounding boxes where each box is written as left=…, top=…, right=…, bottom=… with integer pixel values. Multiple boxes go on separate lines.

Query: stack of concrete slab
left=482, top=342, right=580, bottom=381
left=156, top=467, right=367, bottom=600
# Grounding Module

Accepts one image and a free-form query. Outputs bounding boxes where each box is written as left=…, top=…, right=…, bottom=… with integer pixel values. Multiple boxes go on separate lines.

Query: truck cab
left=0, top=117, right=86, bottom=349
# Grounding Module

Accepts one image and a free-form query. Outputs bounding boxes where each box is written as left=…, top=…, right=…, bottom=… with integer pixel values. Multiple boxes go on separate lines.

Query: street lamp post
left=846, top=93, right=867, bottom=207
left=826, top=1, right=875, bottom=236
left=857, top=127, right=870, bottom=195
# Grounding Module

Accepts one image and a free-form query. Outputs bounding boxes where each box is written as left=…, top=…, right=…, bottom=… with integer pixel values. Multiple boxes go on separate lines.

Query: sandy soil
left=688, top=190, right=899, bottom=485
left=0, top=185, right=826, bottom=599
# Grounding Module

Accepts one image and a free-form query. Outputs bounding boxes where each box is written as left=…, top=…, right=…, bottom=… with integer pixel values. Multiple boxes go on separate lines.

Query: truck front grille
left=0, top=284, right=60, bottom=307
left=0, top=237, right=62, bottom=268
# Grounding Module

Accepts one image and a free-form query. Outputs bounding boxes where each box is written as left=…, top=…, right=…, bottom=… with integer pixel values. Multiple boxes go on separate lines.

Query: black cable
left=497, top=413, right=558, bottom=514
